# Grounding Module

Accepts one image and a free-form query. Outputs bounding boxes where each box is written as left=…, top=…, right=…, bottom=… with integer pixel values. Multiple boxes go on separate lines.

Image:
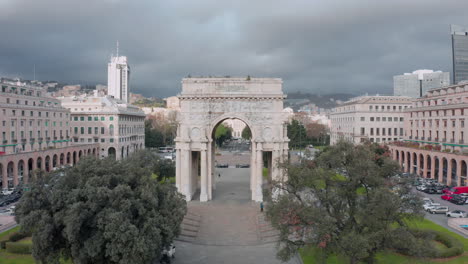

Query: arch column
left=2, top=164, right=7, bottom=190
left=23, top=165, right=29, bottom=185
left=175, top=148, right=181, bottom=190
left=430, top=156, right=436, bottom=179
left=13, top=162, right=18, bottom=186
left=207, top=139, right=213, bottom=200
left=250, top=142, right=256, bottom=192
left=423, top=156, right=428, bottom=178
left=200, top=147, right=208, bottom=202
left=254, top=142, right=263, bottom=202
left=416, top=154, right=421, bottom=176
left=447, top=160, right=453, bottom=186
left=438, top=159, right=444, bottom=183
left=456, top=159, right=462, bottom=186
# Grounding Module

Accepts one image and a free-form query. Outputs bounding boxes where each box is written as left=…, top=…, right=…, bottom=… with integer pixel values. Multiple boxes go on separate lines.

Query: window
left=81, top=127, right=85, bottom=134
left=370, top=117, right=375, bottom=121
left=80, top=116, right=84, bottom=121
left=376, top=117, right=380, bottom=121
left=388, top=128, right=391, bottom=135
left=88, top=116, right=92, bottom=121
left=383, top=117, right=386, bottom=121
left=400, top=117, right=403, bottom=122
left=101, top=138, right=105, bottom=143
left=94, top=127, right=98, bottom=134
left=376, top=128, right=380, bottom=135
left=369, top=106, right=373, bottom=110
left=110, top=116, right=114, bottom=121
left=101, top=127, right=105, bottom=134
left=74, top=116, right=78, bottom=121
left=400, top=128, right=403, bottom=136
left=88, top=127, right=92, bottom=134
left=101, top=117, right=105, bottom=121
left=360, top=117, right=365, bottom=121
left=94, top=117, right=98, bottom=121
left=109, top=125, right=114, bottom=136
left=110, top=138, right=114, bottom=143
left=360, top=127, right=365, bottom=135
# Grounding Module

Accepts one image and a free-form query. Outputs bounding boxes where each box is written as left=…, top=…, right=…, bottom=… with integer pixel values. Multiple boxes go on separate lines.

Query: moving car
left=446, top=210, right=467, bottom=218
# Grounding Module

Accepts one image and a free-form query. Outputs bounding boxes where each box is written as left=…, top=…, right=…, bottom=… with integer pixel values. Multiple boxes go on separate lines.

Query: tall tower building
left=107, top=48, right=130, bottom=102
left=451, top=25, right=468, bottom=84
left=393, top=69, right=450, bottom=98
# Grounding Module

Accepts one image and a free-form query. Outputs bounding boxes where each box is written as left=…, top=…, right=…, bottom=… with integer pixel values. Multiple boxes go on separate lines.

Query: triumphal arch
left=175, top=77, right=289, bottom=202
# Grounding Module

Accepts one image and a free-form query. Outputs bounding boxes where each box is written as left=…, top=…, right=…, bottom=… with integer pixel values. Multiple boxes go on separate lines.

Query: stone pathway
left=173, top=165, right=300, bottom=264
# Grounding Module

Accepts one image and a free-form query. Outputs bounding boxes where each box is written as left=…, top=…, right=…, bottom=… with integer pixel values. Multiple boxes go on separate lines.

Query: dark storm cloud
left=0, top=0, right=467, bottom=97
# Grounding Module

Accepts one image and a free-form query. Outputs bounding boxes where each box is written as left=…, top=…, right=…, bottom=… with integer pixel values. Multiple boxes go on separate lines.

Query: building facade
left=61, top=95, right=145, bottom=160
left=388, top=84, right=468, bottom=186
left=451, top=25, right=468, bottom=84
left=107, top=56, right=130, bottom=103
left=330, top=96, right=413, bottom=145
left=394, top=70, right=450, bottom=98
left=0, top=82, right=98, bottom=190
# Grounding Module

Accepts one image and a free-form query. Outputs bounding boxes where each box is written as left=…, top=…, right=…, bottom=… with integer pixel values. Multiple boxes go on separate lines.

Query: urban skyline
left=0, top=0, right=467, bottom=98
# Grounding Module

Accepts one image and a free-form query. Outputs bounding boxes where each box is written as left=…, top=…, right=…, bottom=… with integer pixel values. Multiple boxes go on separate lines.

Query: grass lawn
left=300, top=218, right=468, bottom=264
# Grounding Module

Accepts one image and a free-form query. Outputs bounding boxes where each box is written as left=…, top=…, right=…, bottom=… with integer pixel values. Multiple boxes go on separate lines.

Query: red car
left=441, top=194, right=454, bottom=201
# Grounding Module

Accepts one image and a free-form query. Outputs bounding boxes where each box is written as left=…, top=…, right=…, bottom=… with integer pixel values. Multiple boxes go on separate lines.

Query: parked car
left=450, top=195, right=467, bottom=205
left=216, top=164, right=228, bottom=168
left=423, top=203, right=440, bottom=211
left=0, top=208, right=13, bottom=216
left=428, top=206, right=449, bottom=214
left=1, top=190, right=13, bottom=196
left=446, top=210, right=467, bottom=218
left=444, top=186, right=468, bottom=195
left=441, top=194, right=455, bottom=201
left=422, top=198, right=434, bottom=204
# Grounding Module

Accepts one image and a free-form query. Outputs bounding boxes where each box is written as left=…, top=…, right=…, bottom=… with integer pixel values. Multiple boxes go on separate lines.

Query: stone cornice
left=178, top=94, right=286, bottom=100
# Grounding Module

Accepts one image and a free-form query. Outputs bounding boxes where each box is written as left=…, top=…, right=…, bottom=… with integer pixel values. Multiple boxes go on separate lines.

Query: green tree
left=241, top=126, right=252, bottom=140
left=287, top=119, right=307, bottom=148
left=144, top=120, right=164, bottom=148
left=214, top=123, right=232, bottom=146
left=266, top=140, right=426, bottom=264
left=15, top=153, right=186, bottom=264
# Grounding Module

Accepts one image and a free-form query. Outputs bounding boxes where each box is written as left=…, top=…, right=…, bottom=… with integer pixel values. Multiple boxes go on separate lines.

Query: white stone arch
left=175, top=77, right=289, bottom=203
left=208, top=113, right=258, bottom=141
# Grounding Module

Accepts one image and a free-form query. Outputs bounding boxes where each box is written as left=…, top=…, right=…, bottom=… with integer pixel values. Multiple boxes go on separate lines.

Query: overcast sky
left=0, top=0, right=467, bottom=98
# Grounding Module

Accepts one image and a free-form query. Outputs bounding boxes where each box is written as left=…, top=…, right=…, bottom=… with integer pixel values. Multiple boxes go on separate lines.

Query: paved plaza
left=174, top=167, right=301, bottom=264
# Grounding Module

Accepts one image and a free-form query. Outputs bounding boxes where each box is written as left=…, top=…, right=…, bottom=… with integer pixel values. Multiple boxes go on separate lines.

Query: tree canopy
left=241, top=126, right=252, bottom=140
left=214, top=123, right=232, bottom=146
left=15, top=152, right=186, bottom=264
left=266, top=141, right=426, bottom=264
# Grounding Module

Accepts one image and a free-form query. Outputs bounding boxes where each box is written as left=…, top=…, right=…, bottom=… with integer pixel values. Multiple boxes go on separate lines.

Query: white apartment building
left=330, top=96, right=413, bottom=144
left=108, top=55, right=130, bottom=103
left=61, top=95, right=145, bottom=160
left=394, top=70, right=450, bottom=98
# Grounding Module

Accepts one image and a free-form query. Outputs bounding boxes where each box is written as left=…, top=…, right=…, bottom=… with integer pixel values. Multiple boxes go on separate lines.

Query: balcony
left=38, top=137, right=43, bottom=141
left=427, top=137, right=432, bottom=141
left=54, top=137, right=58, bottom=140
left=46, top=137, right=50, bottom=141
left=460, top=140, right=465, bottom=144
left=450, top=139, right=455, bottom=143
left=2, top=140, right=7, bottom=144
left=442, top=138, right=447, bottom=142
left=415, top=136, right=419, bottom=140
left=409, top=136, right=413, bottom=139
left=12, top=139, right=17, bottom=143
left=435, top=138, right=439, bottom=142
left=21, top=138, right=27, bottom=143
left=421, top=137, right=425, bottom=140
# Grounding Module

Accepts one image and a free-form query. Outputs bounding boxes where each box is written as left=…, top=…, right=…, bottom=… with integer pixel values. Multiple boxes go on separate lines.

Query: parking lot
left=416, top=186, right=468, bottom=238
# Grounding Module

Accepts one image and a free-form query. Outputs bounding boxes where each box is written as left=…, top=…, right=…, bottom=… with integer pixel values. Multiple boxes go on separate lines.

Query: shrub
left=9, top=232, right=29, bottom=242
left=0, top=238, right=9, bottom=249
left=5, top=242, right=32, bottom=254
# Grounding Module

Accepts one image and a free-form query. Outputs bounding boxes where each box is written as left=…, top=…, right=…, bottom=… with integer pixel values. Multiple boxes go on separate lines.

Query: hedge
left=433, top=231, right=464, bottom=258
left=393, top=230, right=464, bottom=258
left=5, top=241, right=32, bottom=254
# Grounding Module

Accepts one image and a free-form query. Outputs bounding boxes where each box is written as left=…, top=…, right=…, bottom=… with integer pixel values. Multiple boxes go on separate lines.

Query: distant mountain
left=284, top=92, right=355, bottom=110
